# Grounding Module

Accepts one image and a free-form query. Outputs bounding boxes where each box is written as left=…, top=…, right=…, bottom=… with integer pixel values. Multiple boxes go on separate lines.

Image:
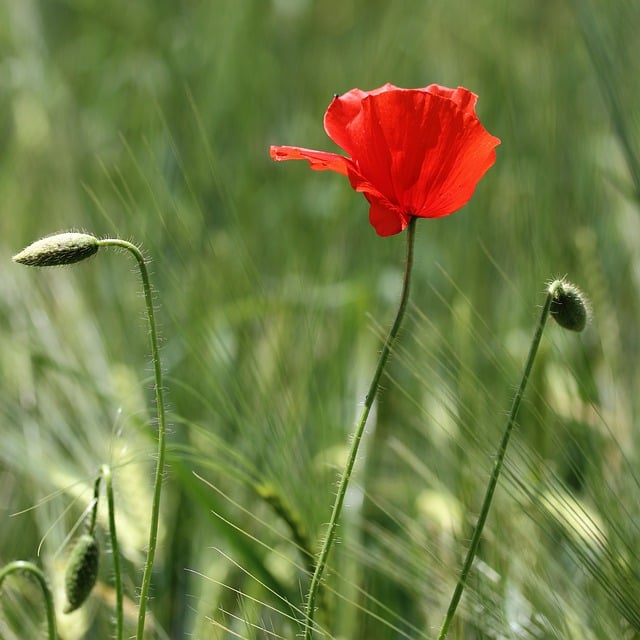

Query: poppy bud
left=549, top=280, right=589, bottom=332
left=13, top=232, right=99, bottom=267
left=63, top=533, right=99, bottom=613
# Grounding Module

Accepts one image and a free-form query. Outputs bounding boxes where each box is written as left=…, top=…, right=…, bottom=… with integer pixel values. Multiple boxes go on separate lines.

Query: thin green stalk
left=89, top=473, right=101, bottom=534
left=302, top=217, right=417, bottom=640
left=436, top=283, right=558, bottom=640
left=101, top=464, right=124, bottom=640
left=98, top=239, right=167, bottom=640
left=0, top=561, right=57, bottom=640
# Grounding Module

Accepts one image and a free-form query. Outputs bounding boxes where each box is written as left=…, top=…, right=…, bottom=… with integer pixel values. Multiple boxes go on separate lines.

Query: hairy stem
left=437, top=283, right=558, bottom=639
left=0, top=561, right=57, bottom=640
left=98, top=239, right=167, bottom=640
left=100, top=464, right=124, bottom=640
left=303, top=218, right=417, bottom=640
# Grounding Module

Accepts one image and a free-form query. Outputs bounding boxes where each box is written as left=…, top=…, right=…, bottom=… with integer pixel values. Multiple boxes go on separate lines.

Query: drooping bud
left=63, top=533, right=99, bottom=613
left=13, top=233, right=99, bottom=267
left=549, top=280, right=590, bottom=332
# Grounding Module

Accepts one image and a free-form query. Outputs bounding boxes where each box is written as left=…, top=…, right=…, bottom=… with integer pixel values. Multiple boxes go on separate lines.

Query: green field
left=1, top=1, right=640, bottom=638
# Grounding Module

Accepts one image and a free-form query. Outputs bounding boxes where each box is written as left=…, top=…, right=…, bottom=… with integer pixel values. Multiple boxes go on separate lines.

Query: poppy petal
left=269, top=145, right=352, bottom=176
left=423, top=84, right=478, bottom=114
left=324, top=88, right=499, bottom=219
left=323, top=85, right=478, bottom=160
left=412, top=110, right=500, bottom=218
left=366, top=197, right=412, bottom=237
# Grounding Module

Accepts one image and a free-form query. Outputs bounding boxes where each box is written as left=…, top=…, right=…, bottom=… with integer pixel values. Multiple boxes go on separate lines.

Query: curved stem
left=101, top=464, right=124, bottom=640
left=98, top=239, right=167, bottom=640
left=302, top=218, right=417, bottom=640
left=0, top=561, right=57, bottom=640
left=436, top=282, right=558, bottom=640
left=89, top=474, right=101, bottom=535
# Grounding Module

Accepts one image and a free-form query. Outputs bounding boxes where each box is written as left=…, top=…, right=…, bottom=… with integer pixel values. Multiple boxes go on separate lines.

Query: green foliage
left=1, top=0, right=639, bottom=638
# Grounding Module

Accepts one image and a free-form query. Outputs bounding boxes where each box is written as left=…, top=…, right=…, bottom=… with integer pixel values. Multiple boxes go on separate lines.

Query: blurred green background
left=1, top=0, right=640, bottom=638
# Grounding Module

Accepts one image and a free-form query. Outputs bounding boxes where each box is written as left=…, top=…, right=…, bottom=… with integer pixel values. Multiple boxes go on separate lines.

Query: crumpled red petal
left=269, top=145, right=352, bottom=176
left=423, top=84, right=478, bottom=114
left=366, top=196, right=412, bottom=237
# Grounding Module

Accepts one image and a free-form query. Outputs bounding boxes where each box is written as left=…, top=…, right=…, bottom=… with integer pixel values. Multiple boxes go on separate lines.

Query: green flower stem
left=0, top=561, right=57, bottom=640
left=89, top=473, right=101, bottom=534
left=97, top=239, right=167, bottom=640
left=100, top=464, right=124, bottom=640
left=303, top=217, right=417, bottom=640
left=436, top=282, right=559, bottom=640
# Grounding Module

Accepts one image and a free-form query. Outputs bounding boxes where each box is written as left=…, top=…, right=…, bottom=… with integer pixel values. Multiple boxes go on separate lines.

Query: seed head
left=13, top=233, right=99, bottom=267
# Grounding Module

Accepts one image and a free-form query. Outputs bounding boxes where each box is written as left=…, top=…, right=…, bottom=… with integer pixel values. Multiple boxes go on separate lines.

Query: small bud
left=13, top=233, right=99, bottom=267
left=549, top=280, right=589, bottom=332
left=63, top=533, right=99, bottom=613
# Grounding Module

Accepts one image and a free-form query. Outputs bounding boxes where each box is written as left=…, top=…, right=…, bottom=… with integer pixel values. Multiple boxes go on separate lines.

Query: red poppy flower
left=270, top=83, right=500, bottom=236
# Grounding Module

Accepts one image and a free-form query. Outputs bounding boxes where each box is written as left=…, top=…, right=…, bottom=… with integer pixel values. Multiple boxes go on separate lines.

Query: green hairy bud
left=13, top=232, right=99, bottom=267
left=63, top=533, right=99, bottom=614
left=549, top=280, right=590, bottom=332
